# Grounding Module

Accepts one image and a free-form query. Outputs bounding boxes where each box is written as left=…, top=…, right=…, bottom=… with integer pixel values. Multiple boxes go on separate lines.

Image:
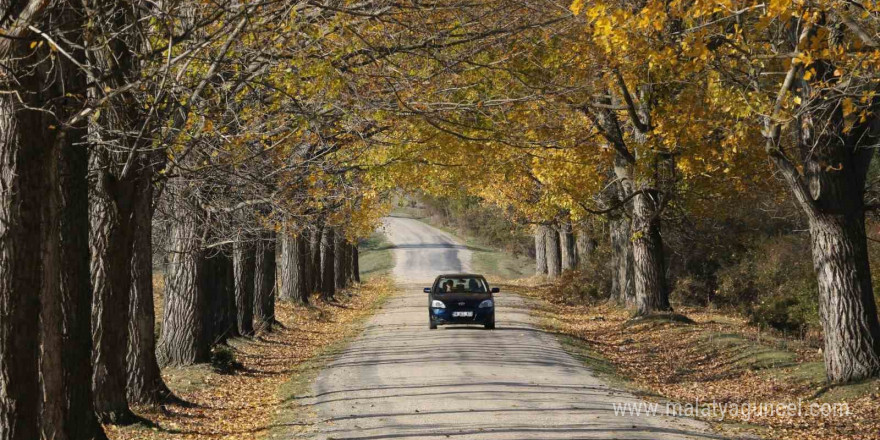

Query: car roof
left=435, top=273, right=485, bottom=279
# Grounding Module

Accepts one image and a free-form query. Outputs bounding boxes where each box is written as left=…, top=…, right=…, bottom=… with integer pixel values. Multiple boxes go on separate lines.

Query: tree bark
left=157, top=187, right=209, bottom=367
left=233, top=241, right=256, bottom=336
left=632, top=190, right=671, bottom=316
left=292, top=234, right=310, bottom=304
left=253, top=231, right=276, bottom=333
left=127, top=166, right=172, bottom=404
left=534, top=225, right=548, bottom=276
left=203, top=245, right=236, bottom=344
left=809, top=212, right=880, bottom=382
left=350, top=244, right=360, bottom=283
left=58, top=109, right=108, bottom=440
left=321, top=227, right=336, bottom=300
left=545, top=225, right=562, bottom=279
left=0, top=41, right=47, bottom=438
left=334, top=233, right=347, bottom=290
left=609, top=212, right=635, bottom=307
left=89, top=149, right=137, bottom=425
left=575, top=230, right=597, bottom=269
left=560, top=222, right=576, bottom=271
left=310, top=225, right=323, bottom=293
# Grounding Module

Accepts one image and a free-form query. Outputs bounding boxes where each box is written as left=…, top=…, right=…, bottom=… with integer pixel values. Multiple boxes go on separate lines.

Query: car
left=425, top=273, right=499, bottom=330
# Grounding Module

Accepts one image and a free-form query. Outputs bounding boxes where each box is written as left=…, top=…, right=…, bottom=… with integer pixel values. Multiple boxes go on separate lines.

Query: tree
left=233, top=240, right=256, bottom=336
left=253, top=230, right=277, bottom=332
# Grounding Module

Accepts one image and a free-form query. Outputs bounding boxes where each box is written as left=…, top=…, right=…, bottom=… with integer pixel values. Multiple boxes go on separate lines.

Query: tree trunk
left=350, top=244, right=360, bottom=283
left=0, top=48, right=47, bottom=439
left=575, top=230, right=597, bottom=269
left=253, top=231, right=276, bottom=333
left=157, top=187, right=208, bottom=367
left=560, top=222, right=576, bottom=271
left=334, top=233, right=347, bottom=290
left=203, top=245, right=236, bottom=344
left=279, top=232, right=294, bottom=301
left=127, top=166, right=172, bottom=404
left=310, top=225, right=323, bottom=293
left=545, top=225, right=562, bottom=279
left=631, top=190, right=671, bottom=316
left=292, top=234, right=309, bottom=304
left=40, top=90, right=66, bottom=440
left=58, top=113, right=107, bottom=439
left=233, top=241, right=256, bottom=336
left=609, top=213, right=635, bottom=306
left=534, top=225, right=548, bottom=276
left=89, top=150, right=137, bottom=425
left=808, top=213, right=880, bottom=382
left=321, top=227, right=336, bottom=300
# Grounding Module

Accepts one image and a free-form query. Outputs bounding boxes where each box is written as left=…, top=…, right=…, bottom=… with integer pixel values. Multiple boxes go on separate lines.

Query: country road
left=302, top=216, right=729, bottom=439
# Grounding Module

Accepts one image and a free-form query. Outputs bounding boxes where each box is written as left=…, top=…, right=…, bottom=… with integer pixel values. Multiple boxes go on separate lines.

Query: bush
left=211, top=345, right=242, bottom=374
left=715, top=235, right=819, bottom=333
left=546, top=245, right=613, bottom=306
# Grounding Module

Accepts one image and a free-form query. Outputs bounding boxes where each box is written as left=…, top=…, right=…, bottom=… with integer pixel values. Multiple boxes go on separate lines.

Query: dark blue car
left=425, top=274, right=498, bottom=330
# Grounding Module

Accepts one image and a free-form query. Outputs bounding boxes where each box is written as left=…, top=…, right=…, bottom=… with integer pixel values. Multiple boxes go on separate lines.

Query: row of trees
left=366, top=0, right=880, bottom=385
left=0, top=0, right=394, bottom=439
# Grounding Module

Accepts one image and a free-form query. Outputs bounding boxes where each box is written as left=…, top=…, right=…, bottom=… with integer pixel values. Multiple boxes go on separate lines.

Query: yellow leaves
left=569, top=0, right=584, bottom=16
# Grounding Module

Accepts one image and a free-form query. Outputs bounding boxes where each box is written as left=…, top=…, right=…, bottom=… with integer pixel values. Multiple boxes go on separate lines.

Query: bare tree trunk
left=279, top=232, right=294, bottom=301
left=545, top=225, right=562, bottom=279
left=575, top=230, right=597, bottom=269
left=158, top=187, right=208, bottom=367
left=534, top=225, right=548, bottom=276
left=334, top=233, right=347, bottom=290
left=310, top=225, right=323, bottom=293
left=321, top=227, right=336, bottom=300
left=0, top=41, right=48, bottom=437
left=292, top=234, right=310, bottom=304
left=58, top=115, right=107, bottom=439
left=203, top=245, right=236, bottom=344
left=89, top=149, right=137, bottom=425
left=127, top=166, right=172, bottom=404
left=631, top=190, right=671, bottom=316
left=233, top=241, right=256, bottom=336
left=809, top=212, right=880, bottom=382
left=253, top=231, right=276, bottom=332
left=560, top=222, right=576, bottom=271
left=609, top=213, right=635, bottom=307
left=351, top=244, right=361, bottom=283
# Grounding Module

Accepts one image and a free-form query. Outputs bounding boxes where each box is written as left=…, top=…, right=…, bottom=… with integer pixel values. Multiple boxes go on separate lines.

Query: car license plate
left=452, top=311, right=473, bottom=317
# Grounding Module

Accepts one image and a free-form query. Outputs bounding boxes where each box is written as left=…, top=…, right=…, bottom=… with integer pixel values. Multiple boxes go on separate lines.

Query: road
left=302, top=216, right=728, bottom=439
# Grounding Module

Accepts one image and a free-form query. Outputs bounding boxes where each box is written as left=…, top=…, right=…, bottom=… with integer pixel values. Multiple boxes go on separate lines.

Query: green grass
left=358, top=231, right=395, bottom=280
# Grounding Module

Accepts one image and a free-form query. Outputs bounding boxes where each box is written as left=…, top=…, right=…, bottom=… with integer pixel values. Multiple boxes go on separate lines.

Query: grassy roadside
left=108, top=277, right=395, bottom=440
left=358, top=230, right=395, bottom=280
left=389, top=208, right=534, bottom=281
left=511, top=281, right=880, bottom=440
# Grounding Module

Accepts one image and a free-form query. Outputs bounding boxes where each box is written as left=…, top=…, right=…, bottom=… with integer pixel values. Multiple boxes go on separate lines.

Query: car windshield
left=435, top=277, right=488, bottom=294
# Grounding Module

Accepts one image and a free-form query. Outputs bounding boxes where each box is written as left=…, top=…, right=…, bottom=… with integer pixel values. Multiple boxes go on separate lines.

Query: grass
left=358, top=230, right=395, bottom=280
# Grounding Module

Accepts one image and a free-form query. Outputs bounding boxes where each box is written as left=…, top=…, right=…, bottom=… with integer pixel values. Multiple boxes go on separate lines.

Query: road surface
left=301, top=216, right=727, bottom=439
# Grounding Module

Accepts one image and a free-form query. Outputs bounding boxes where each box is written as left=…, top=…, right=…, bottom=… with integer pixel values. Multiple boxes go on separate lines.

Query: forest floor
left=510, top=280, right=880, bottom=440
left=107, top=277, right=395, bottom=440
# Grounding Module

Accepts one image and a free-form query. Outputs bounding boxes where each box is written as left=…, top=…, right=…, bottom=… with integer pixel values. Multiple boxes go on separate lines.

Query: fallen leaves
left=515, top=281, right=880, bottom=440
left=108, top=277, right=393, bottom=440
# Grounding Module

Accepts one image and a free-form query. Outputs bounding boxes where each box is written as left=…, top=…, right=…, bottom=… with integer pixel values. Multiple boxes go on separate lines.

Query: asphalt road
left=302, top=216, right=728, bottom=439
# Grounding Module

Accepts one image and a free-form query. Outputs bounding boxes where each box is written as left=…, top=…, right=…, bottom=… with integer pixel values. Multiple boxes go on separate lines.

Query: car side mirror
left=491, top=287, right=500, bottom=293
left=424, top=287, right=432, bottom=293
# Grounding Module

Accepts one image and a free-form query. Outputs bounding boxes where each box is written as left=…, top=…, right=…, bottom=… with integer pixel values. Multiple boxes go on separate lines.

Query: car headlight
left=479, top=299, right=494, bottom=308
left=431, top=300, right=446, bottom=309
